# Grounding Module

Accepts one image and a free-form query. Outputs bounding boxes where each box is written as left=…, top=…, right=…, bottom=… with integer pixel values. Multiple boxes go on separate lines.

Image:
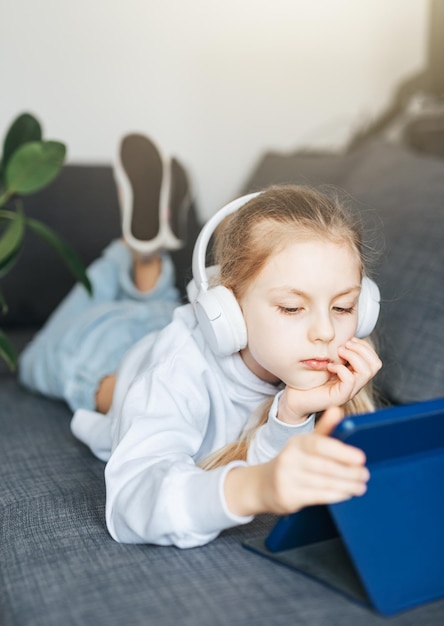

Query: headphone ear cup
left=356, top=276, right=381, bottom=338
left=194, top=286, right=247, bottom=356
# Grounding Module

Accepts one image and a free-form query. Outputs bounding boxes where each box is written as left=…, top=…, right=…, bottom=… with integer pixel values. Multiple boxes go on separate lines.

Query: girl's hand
left=278, top=338, right=382, bottom=424
left=224, top=407, right=370, bottom=517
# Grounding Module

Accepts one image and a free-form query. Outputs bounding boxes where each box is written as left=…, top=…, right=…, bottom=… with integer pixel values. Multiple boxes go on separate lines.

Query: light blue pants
left=19, top=240, right=181, bottom=411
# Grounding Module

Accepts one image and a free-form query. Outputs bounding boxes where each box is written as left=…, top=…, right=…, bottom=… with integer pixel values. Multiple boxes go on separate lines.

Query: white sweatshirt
left=71, top=304, right=315, bottom=548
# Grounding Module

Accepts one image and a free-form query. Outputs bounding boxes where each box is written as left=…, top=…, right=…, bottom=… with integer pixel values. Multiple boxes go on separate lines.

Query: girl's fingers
left=299, top=449, right=370, bottom=484
left=297, top=472, right=368, bottom=498
left=282, top=451, right=370, bottom=506
left=272, top=434, right=370, bottom=514
left=299, top=434, right=367, bottom=469
left=338, top=338, right=382, bottom=375
left=324, top=363, right=359, bottom=405
left=326, top=340, right=381, bottom=403
left=327, top=361, right=355, bottom=383
left=314, top=406, right=344, bottom=436
left=296, top=486, right=363, bottom=506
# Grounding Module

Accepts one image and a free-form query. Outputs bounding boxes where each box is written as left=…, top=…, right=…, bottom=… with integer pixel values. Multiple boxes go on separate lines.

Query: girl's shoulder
left=119, top=303, right=205, bottom=381
left=171, top=302, right=199, bottom=331
left=155, top=302, right=201, bottom=354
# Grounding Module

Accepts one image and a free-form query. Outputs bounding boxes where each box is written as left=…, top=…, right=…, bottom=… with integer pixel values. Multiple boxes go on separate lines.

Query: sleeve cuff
left=246, top=392, right=316, bottom=463
left=219, top=461, right=255, bottom=525
left=267, top=390, right=316, bottom=448
left=178, top=461, right=254, bottom=542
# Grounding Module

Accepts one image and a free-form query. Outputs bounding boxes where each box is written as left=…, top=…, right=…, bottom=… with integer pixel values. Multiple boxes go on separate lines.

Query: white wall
left=1, top=0, right=428, bottom=218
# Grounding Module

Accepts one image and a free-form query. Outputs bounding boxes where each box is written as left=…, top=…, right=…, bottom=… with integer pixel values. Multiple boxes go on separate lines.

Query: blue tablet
left=331, top=396, right=444, bottom=463
left=244, top=397, right=444, bottom=616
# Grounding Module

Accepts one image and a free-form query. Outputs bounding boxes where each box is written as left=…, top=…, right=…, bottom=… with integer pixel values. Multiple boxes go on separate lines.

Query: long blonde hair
left=200, top=184, right=377, bottom=470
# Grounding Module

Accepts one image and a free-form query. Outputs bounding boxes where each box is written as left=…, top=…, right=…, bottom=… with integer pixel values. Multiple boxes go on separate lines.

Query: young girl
left=20, top=183, right=382, bottom=549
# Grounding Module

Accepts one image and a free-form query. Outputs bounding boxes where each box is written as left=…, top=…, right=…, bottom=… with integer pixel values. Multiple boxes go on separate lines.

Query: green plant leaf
left=26, top=217, right=93, bottom=295
left=0, top=328, right=17, bottom=371
left=0, top=189, right=11, bottom=207
left=5, top=141, right=66, bottom=195
left=0, top=207, right=16, bottom=220
left=0, top=207, right=25, bottom=271
left=1, top=112, right=42, bottom=180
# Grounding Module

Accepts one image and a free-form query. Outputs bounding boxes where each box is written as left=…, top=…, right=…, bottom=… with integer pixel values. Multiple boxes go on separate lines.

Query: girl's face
left=238, top=238, right=361, bottom=389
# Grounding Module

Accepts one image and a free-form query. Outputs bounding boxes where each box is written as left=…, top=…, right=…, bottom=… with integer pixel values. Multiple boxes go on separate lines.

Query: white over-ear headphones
left=189, top=192, right=380, bottom=356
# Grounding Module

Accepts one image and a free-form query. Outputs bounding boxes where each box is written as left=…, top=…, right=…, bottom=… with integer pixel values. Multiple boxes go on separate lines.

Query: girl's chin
left=283, top=371, right=332, bottom=390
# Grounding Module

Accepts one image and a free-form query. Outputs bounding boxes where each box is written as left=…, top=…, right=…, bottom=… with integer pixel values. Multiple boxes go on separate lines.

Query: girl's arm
left=105, top=370, right=254, bottom=549
left=224, top=407, right=369, bottom=517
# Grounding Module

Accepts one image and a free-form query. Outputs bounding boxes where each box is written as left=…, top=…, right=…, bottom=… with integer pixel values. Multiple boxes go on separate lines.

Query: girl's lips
left=301, top=359, right=331, bottom=371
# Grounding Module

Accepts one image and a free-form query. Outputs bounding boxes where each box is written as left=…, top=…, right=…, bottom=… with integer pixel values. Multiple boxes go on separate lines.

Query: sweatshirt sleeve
left=105, top=370, right=253, bottom=549
left=247, top=390, right=315, bottom=464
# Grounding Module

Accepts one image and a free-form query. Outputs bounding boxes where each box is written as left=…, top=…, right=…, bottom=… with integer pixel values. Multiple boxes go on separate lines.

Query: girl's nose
left=308, top=313, right=335, bottom=342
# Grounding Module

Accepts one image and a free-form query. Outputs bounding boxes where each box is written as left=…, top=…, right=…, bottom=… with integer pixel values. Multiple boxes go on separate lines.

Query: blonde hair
left=199, top=184, right=377, bottom=470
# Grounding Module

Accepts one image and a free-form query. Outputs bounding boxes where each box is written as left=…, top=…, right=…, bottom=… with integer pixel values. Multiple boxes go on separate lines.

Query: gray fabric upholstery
left=345, top=142, right=444, bottom=403
left=245, top=149, right=355, bottom=190
left=244, top=140, right=444, bottom=404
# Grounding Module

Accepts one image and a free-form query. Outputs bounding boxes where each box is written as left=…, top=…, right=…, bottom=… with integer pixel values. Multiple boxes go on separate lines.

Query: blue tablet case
left=243, top=398, right=444, bottom=616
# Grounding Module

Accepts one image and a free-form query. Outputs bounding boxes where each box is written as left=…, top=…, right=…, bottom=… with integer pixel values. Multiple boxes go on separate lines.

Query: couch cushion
left=243, top=140, right=444, bottom=404
left=243, top=149, right=355, bottom=192
left=344, top=141, right=444, bottom=404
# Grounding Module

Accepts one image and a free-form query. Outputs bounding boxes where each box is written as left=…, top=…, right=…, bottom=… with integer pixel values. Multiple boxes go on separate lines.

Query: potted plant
left=0, top=112, right=92, bottom=371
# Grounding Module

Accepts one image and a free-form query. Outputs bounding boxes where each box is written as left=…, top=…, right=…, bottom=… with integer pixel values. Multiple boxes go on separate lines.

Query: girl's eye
left=333, top=306, right=355, bottom=314
left=278, top=306, right=302, bottom=315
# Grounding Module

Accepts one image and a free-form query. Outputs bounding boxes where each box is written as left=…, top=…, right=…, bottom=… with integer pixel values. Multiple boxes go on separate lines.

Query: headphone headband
left=190, top=190, right=380, bottom=355
left=192, top=192, right=261, bottom=292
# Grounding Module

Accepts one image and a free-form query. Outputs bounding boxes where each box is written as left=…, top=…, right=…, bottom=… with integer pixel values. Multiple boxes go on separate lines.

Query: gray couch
left=1, top=140, right=443, bottom=625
